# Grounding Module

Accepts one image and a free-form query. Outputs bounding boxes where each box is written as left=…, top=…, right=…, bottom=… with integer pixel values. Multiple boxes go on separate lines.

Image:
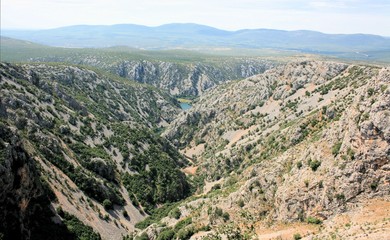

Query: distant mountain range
left=2, top=23, right=390, bottom=53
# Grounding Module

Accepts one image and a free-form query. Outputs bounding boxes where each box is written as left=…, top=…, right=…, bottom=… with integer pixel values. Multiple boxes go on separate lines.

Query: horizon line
left=1, top=22, right=389, bottom=37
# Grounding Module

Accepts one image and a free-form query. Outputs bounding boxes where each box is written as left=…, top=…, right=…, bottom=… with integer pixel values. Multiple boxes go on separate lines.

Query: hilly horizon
left=2, top=23, right=390, bottom=53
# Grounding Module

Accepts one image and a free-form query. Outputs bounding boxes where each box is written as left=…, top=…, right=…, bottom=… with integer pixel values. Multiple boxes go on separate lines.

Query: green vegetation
left=335, top=193, right=346, bottom=201
left=103, top=199, right=113, bottom=210
left=308, top=159, right=321, bottom=171
left=135, top=203, right=180, bottom=229
left=169, top=207, right=181, bottom=219
left=58, top=209, right=101, bottom=240
left=370, top=181, right=379, bottom=190
left=332, top=142, right=342, bottom=156
left=174, top=218, right=193, bottom=232
left=135, top=233, right=149, bottom=240
left=157, top=228, right=175, bottom=240
left=296, top=161, right=303, bottom=169
left=238, top=199, right=245, bottom=208
left=176, top=227, right=195, bottom=240
left=367, top=87, right=375, bottom=96
left=306, top=216, right=322, bottom=225
left=293, top=233, right=302, bottom=240
left=122, top=151, right=190, bottom=213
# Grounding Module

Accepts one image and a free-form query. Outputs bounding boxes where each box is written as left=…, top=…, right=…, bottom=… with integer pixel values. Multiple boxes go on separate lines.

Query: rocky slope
left=1, top=59, right=389, bottom=240
left=29, top=56, right=276, bottom=96
left=138, top=60, right=390, bottom=239
left=1, top=36, right=279, bottom=97
left=0, top=62, right=190, bottom=240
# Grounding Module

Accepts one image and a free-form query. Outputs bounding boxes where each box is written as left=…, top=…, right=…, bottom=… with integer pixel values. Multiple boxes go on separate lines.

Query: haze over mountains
left=3, top=23, right=390, bottom=53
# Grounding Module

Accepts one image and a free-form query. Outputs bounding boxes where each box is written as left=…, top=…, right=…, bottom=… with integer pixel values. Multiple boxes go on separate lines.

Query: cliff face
left=0, top=125, right=74, bottom=240
left=28, top=55, right=277, bottom=96
left=111, top=59, right=275, bottom=96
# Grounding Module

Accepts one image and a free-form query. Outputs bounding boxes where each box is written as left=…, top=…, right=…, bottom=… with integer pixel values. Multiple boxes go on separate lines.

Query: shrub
left=237, top=199, right=245, bottom=208
left=103, top=199, right=113, bottom=210
left=157, top=228, right=175, bottom=240
left=332, top=142, right=342, bottom=156
left=367, top=88, right=375, bottom=96
left=370, top=182, right=378, bottom=190
left=296, top=161, right=303, bottom=169
left=135, top=233, right=149, bottom=240
left=215, top=208, right=223, bottom=217
left=174, top=218, right=192, bottom=232
left=306, top=216, right=322, bottom=224
left=211, top=184, right=221, bottom=191
left=60, top=211, right=101, bottom=239
left=176, top=227, right=195, bottom=240
left=169, top=207, right=181, bottom=219
left=222, top=212, right=230, bottom=222
left=304, top=180, right=309, bottom=188
left=293, top=233, right=302, bottom=240
left=309, top=160, right=321, bottom=171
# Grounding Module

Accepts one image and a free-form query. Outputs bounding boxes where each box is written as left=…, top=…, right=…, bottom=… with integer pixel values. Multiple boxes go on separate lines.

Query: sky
left=1, top=0, right=390, bottom=36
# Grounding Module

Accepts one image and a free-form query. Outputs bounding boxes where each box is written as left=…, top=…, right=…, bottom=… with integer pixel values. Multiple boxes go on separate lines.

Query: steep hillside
left=0, top=62, right=191, bottom=239
left=132, top=60, right=390, bottom=239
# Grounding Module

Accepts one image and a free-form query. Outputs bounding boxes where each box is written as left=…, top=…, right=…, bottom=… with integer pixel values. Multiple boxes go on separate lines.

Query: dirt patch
left=182, top=144, right=205, bottom=158
left=309, top=198, right=390, bottom=239
left=255, top=223, right=318, bottom=240
left=183, top=166, right=198, bottom=175
left=203, top=178, right=224, bottom=194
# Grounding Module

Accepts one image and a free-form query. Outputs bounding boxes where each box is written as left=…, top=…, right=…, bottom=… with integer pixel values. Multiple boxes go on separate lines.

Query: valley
left=0, top=33, right=389, bottom=240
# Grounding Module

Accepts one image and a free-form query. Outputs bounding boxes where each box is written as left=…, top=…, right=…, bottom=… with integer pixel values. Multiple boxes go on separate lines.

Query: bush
left=123, top=210, right=129, bottom=218
left=309, top=160, right=321, bottom=171
left=293, top=233, right=302, bottom=240
left=60, top=211, right=101, bottom=239
left=135, top=233, right=149, bottom=240
left=176, top=227, right=195, bottom=240
left=296, top=161, right=303, bottom=169
left=370, top=182, right=378, bottom=190
left=174, top=218, right=192, bottom=232
left=335, top=193, right=345, bottom=201
left=222, top=212, right=230, bottom=222
left=306, top=216, right=322, bottom=224
left=211, top=184, right=221, bottom=191
left=367, top=88, right=375, bottom=96
left=169, top=207, right=181, bottom=219
left=157, top=228, right=175, bottom=240
left=135, top=203, right=179, bottom=229
left=332, top=142, right=342, bottom=156
left=103, top=199, right=113, bottom=210
left=237, top=199, right=245, bottom=208
left=215, top=208, right=223, bottom=217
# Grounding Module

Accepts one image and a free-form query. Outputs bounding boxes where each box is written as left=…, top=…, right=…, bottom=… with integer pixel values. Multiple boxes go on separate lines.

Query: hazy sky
left=1, top=0, right=390, bottom=36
